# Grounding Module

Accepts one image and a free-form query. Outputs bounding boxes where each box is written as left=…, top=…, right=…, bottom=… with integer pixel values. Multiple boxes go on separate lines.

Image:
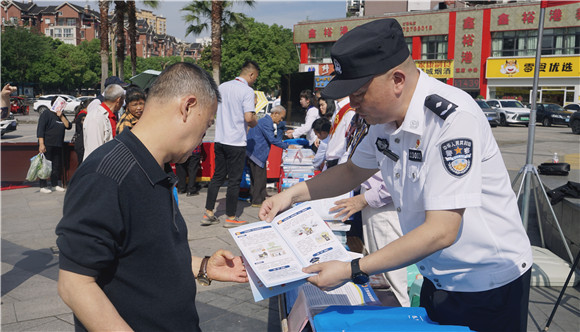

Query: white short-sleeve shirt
left=352, top=70, right=532, bottom=292
left=214, top=77, right=255, bottom=147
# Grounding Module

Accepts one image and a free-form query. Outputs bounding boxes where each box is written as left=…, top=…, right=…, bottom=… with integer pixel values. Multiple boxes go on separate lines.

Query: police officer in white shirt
left=259, top=19, right=532, bottom=332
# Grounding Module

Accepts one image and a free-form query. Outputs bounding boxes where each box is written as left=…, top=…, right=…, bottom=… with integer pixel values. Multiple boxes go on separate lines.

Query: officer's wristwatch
left=197, top=256, right=212, bottom=286
left=350, top=258, right=369, bottom=285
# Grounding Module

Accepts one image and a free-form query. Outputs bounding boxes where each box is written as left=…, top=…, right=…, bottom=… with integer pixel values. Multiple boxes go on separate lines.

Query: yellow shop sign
left=416, top=60, right=454, bottom=79
left=486, top=56, right=579, bottom=78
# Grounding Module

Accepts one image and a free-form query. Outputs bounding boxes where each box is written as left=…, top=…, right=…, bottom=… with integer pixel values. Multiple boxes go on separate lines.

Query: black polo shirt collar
left=114, top=130, right=176, bottom=188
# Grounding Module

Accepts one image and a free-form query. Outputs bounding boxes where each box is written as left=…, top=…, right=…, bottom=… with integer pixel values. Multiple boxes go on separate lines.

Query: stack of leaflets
left=228, top=202, right=352, bottom=302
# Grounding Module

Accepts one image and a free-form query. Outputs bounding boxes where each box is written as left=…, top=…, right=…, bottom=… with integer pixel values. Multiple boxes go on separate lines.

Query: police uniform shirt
left=351, top=70, right=532, bottom=292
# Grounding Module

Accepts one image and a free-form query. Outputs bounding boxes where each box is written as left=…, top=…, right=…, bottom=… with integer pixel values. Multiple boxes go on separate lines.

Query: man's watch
left=196, top=256, right=212, bottom=286
left=350, top=258, right=369, bottom=285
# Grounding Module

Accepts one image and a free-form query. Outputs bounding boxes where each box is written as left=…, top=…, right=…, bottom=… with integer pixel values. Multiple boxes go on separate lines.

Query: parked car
left=536, top=103, right=572, bottom=127
left=33, top=94, right=80, bottom=114
left=563, top=103, right=580, bottom=112
left=475, top=99, right=499, bottom=127
left=570, top=111, right=580, bottom=134
left=486, top=99, right=530, bottom=126
left=10, top=96, right=29, bottom=115
left=1, top=114, right=18, bottom=136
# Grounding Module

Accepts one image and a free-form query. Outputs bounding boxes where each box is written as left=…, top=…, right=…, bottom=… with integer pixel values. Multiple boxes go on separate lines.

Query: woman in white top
left=286, top=89, right=320, bottom=151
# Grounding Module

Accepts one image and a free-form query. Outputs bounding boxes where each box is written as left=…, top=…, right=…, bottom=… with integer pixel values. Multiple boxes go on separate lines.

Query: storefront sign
left=454, top=78, right=480, bottom=90
left=490, top=3, right=580, bottom=31
left=315, top=76, right=332, bottom=88
left=416, top=60, right=454, bottom=79
left=486, top=56, right=580, bottom=78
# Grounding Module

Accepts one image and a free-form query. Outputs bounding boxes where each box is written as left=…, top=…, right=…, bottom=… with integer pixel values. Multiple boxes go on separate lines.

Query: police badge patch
left=440, top=138, right=473, bottom=177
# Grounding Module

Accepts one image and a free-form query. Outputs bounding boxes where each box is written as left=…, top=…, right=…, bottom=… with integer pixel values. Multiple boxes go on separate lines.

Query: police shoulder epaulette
left=424, top=94, right=458, bottom=120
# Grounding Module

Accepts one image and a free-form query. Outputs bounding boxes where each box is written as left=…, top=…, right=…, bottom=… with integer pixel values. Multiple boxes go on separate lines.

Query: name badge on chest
left=409, top=149, right=423, bottom=162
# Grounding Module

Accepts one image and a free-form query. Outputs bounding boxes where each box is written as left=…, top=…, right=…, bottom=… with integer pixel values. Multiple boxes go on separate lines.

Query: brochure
left=50, top=96, right=67, bottom=113
left=228, top=203, right=351, bottom=290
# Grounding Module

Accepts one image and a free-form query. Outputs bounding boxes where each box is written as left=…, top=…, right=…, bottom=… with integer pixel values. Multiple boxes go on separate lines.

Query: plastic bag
left=25, top=153, right=42, bottom=182
left=25, top=153, right=52, bottom=181
left=37, top=154, right=52, bottom=180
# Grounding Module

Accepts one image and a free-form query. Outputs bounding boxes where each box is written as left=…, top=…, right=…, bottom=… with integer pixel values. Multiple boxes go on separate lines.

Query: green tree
left=182, top=0, right=254, bottom=84
left=220, top=18, right=298, bottom=93
left=1, top=27, right=55, bottom=85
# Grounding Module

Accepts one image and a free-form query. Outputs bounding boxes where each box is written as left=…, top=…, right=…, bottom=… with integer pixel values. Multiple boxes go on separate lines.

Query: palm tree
left=182, top=0, right=254, bottom=84
left=114, top=1, right=127, bottom=80
left=99, top=0, right=110, bottom=92
left=127, top=0, right=137, bottom=76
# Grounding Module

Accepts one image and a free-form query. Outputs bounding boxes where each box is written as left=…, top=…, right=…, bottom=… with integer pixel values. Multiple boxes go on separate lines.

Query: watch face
left=352, top=273, right=369, bottom=285
left=197, top=275, right=211, bottom=286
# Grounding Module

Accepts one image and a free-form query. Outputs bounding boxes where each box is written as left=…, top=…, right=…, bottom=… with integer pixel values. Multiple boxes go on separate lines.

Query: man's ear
left=181, top=96, right=198, bottom=122
left=393, top=70, right=406, bottom=95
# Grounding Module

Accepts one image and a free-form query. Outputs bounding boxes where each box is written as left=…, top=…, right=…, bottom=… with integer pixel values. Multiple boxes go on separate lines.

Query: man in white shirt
left=83, top=84, right=125, bottom=159
left=324, top=96, right=356, bottom=168
left=203, top=60, right=259, bottom=228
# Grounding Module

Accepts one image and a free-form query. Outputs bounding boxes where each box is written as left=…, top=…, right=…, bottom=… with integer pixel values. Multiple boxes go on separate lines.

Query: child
left=311, top=117, right=331, bottom=170
left=116, top=87, right=146, bottom=135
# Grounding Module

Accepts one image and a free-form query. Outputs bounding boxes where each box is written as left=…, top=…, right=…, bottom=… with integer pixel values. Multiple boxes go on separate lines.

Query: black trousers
left=420, top=268, right=531, bottom=332
left=176, top=153, right=201, bottom=194
left=205, top=143, right=246, bottom=217
left=248, top=159, right=267, bottom=205
left=39, top=145, right=63, bottom=188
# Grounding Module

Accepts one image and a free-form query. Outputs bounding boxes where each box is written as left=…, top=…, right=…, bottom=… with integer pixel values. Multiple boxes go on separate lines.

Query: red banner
left=541, top=0, right=579, bottom=8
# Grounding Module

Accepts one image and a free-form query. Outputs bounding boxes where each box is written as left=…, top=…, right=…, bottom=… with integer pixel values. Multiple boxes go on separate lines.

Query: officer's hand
left=259, top=193, right=292, bottom=222
left=303, top=260, right=350, bottom=292
left=329, top=195, right=368, bottom=221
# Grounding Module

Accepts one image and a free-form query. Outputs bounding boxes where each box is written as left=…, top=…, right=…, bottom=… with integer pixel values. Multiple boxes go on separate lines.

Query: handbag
left=538, top=162, right=570, bottom=176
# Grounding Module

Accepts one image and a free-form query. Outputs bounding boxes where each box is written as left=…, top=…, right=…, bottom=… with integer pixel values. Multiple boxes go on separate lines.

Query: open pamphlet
left=50, top=96, right=67, bottom=113
left=228, top=202, right=351, bottom=300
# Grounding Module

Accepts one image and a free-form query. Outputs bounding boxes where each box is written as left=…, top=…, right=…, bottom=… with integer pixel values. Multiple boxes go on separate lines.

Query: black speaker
left=538, top=162, right=570, bottom=176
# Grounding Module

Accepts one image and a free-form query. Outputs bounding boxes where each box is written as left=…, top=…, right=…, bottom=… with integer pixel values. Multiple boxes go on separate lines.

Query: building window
left=45, top=18, right=50, bottom=24
left=54, top=28, right=62, bottom=38
left=541, top=27, right=580, bottom=55
left=67, top=18, right=76, bottom=26
left=421, top=35, right=448, bottom=60
left=45, top=28, right=52, bottom=37
left=81, top=30, right=85, bottom=39
left=492, top=30, right=537, bottom=57
left=64, top=28, right=73, bottom=38
left=492, top=28, right=579, bottom=57
left=308, top=42, right=333, bottom=63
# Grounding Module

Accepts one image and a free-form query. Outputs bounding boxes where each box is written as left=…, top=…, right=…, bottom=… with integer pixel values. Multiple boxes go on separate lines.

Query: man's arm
left=303, top=209, right=463, bottom=291
left=244, top=111, right=258, bottom=128
left=259, top=160, right=377, bottom=221
left=191, top=250, right=248, bottom=283
left=58, top=269, right=133, bottom=331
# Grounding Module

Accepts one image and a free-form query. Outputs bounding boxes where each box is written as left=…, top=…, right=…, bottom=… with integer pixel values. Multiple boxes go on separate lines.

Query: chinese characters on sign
left=416, top=60, right=454, bottom=79
left=309, top=29, right=316, bottom=39
left=549, top=9, right=562, bottom=21
left=498, top=13, right=509, bottom=25
left=523, top=61, right=574, bottom=73
left=324, top=27, right=333, bottom=38
left=400, top=21, right=433, bottom=32
left=462, top=34, right=474, bottom=47
left=463, top=17, right=475, bottom=29
left=522, top=11, right=535, bottom=24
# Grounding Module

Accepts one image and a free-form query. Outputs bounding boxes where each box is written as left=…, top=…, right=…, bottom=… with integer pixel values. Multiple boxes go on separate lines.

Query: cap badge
left=333, top=59, right=342, bottom=75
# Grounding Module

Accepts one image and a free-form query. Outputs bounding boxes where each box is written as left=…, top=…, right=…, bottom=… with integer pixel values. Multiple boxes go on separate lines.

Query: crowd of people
left=21, top=16, right=532, bottom=332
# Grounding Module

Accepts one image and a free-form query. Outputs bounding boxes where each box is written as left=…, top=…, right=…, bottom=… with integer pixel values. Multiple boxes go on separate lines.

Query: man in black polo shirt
left=56, top=63, right=248, bottom=331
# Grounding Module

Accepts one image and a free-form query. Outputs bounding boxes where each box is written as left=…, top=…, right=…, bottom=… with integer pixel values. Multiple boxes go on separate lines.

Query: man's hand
left=258, top=192, right=293, bottom=222
left=285, top=129, right=294, bottom=138
left=329, top=195, right=368, bottom=221
left=303, top=260, right=351, bottom=292
left=39, top=143, right=46, bottom=154
left=206, top=250, right=248, bottom=283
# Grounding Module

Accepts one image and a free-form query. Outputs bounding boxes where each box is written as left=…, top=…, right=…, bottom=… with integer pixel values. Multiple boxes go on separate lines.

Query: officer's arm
left=259, top=160, right=377, bottom=221
left=303, top=209, right=463, bottom=290
left=58, top=269, right=133, bottom=331
left=360, top=209, right=463, bottom=275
